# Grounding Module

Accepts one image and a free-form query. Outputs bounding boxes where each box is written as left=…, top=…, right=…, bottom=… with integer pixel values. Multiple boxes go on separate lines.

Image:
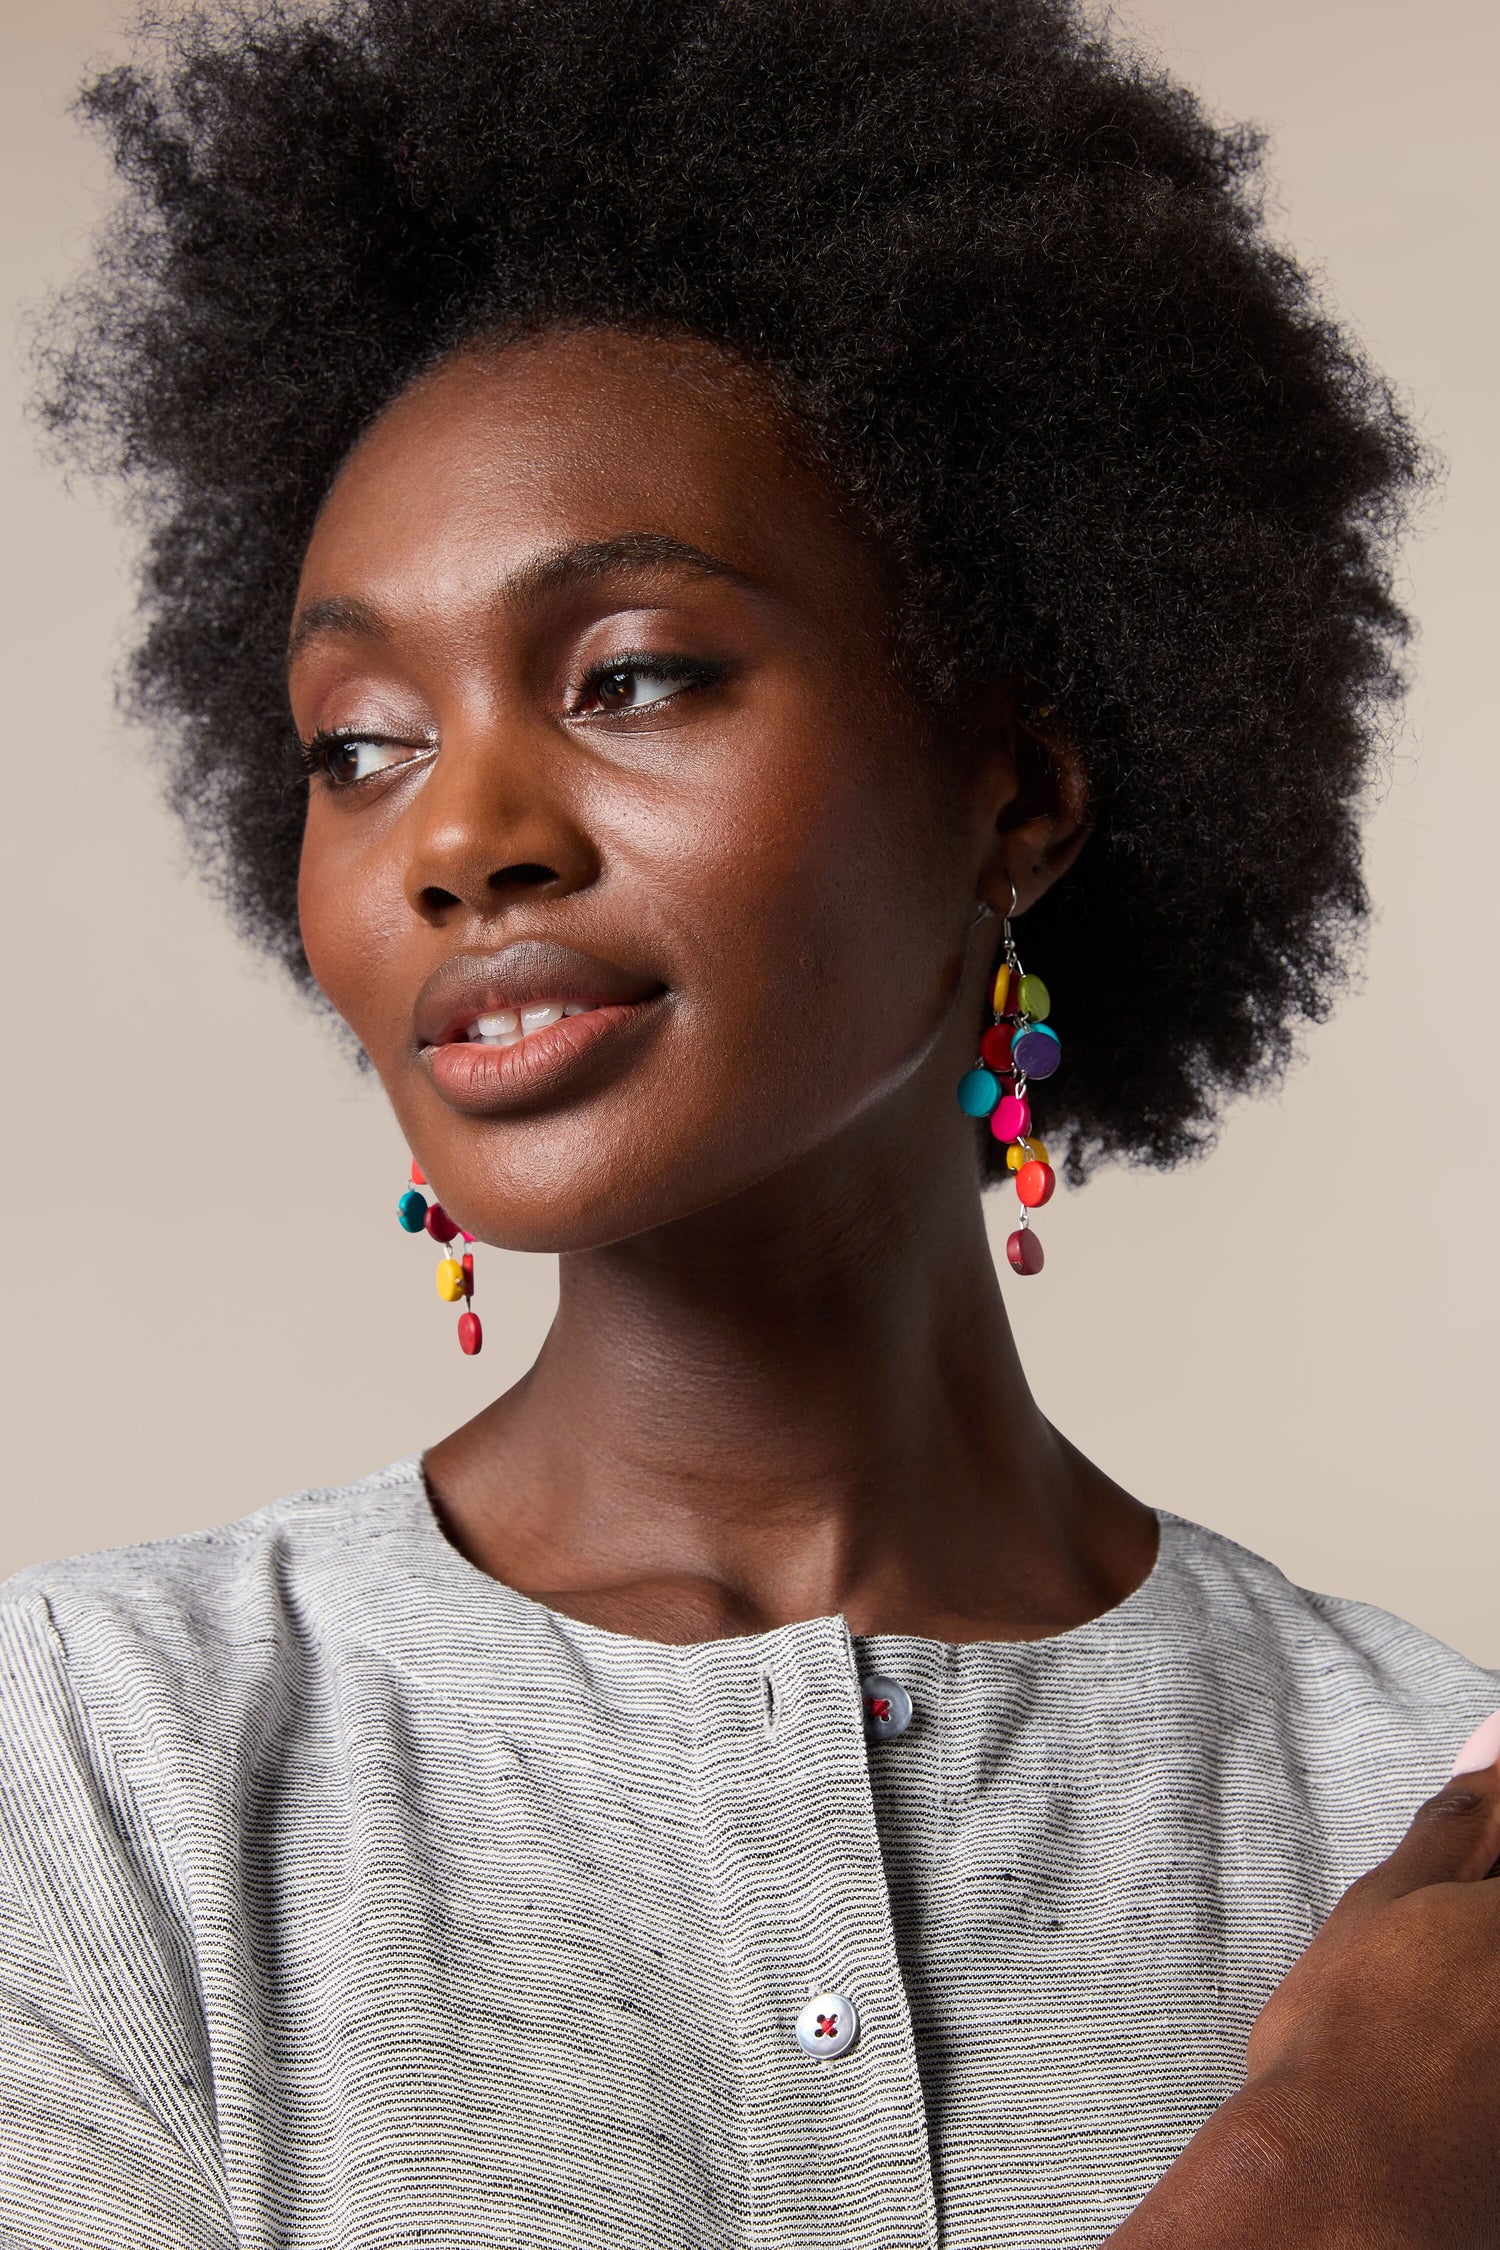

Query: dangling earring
left=397, top=1158, right=482, bottom=1354
left=956, top=885, right=1061, bottom=1274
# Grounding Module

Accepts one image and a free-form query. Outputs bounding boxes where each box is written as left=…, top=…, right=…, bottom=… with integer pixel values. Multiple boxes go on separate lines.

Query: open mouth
left=453, top=1000, right=596, bottom=1047
left=413, top=943, right=668, bottom=1115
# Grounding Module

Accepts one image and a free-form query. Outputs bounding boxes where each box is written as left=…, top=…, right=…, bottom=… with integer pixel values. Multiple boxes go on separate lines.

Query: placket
left=683, top=1617, right=938, bottom=2250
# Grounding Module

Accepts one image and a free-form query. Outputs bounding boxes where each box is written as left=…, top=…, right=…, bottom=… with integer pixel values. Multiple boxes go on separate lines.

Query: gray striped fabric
left=0, top=1457, right=1494, bottom=2249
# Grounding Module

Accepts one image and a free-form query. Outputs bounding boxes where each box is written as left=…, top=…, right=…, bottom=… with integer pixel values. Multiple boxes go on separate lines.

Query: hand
left=1110, top=1713, right=1500, bottom=2249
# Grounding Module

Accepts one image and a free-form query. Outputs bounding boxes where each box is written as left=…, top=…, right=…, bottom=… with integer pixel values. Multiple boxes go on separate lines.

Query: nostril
left=489, top=862, right=559, bottom=892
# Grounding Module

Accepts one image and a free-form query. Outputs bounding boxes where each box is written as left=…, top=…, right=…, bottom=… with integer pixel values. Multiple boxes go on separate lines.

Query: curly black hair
left=37, top=0, right=1426, bottom=1178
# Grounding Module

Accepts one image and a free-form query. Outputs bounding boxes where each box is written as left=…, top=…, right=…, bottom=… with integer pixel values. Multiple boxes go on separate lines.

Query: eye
left=574, top=654, right=727, bottom=719
left=301, top=731, right=431, bottom=788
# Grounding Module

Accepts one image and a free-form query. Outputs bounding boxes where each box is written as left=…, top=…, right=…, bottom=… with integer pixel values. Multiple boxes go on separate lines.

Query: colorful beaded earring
left=956, top=892, right=1061, bottom=1275
left=397, top=1159, right=482, bottom=1354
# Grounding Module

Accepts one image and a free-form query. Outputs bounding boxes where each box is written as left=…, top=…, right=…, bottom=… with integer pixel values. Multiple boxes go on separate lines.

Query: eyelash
left=575, top=650, right=729, bottom=716
left=298, top=652, right=729, bottom=787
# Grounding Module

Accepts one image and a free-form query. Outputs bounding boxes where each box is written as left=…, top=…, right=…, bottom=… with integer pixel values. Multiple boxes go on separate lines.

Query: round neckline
left=396, top=1455, right=1175, bottom=1661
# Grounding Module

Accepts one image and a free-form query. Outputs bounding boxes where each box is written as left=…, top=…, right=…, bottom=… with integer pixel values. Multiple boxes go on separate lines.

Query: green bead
left=1018, top=973, right=1051, bottom=1021
left=956, top=1067, right=1001, bottom=1118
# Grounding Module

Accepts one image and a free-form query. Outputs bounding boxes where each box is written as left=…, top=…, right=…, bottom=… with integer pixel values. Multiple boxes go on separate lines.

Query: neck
left=424, top=1118, right=1155, bottom=1642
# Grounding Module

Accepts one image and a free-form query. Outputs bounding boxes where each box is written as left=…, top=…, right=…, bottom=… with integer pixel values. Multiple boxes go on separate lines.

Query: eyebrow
left=286, top=533, right=763, bottom=667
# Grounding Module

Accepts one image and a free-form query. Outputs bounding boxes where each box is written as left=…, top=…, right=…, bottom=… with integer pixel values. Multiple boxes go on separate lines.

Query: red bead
left=457, top=1311, right=483, bottom=1355
left=1015, top=1160, right=1056, bottom=1209
left=1006, top=1228, right=1045, bottom=1275
left=409, top=1158, right=427, bottom=1187
left=979, top=1023, right=1014, bottom=1073
left=461, top=1253, right=474, bottom=1299
left=424, top=1204, right=458, bottom=1243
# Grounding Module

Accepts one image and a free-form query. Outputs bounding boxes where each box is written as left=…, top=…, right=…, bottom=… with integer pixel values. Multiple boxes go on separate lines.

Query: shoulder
left=0, top=1457, right=429, bottom=1766
left=1155, top=1507, right=1499, bottom=1785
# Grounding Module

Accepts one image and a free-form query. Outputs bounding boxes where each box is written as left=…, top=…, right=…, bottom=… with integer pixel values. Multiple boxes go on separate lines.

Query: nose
left=400, top=716, right=599, bottom=925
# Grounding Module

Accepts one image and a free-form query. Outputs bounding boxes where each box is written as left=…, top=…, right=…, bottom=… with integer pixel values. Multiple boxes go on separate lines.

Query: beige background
left=3, top=0, right=1496, bottom=1650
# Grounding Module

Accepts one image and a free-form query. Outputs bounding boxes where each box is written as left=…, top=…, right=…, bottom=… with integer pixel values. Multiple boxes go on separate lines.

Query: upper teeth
left=467, top=1002, right=591, bottom=1043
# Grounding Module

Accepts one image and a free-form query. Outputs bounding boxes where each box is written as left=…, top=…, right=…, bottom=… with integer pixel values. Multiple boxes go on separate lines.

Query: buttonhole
left=762, top=1669, right=779, bottom=1737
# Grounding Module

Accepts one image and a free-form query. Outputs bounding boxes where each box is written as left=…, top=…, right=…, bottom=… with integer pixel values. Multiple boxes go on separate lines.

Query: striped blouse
left=0, top=1457, right=1492, bottom=2248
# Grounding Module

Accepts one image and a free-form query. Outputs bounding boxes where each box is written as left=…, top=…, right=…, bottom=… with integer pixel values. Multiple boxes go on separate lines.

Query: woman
left=5, top=0, right=1498, bottom=2242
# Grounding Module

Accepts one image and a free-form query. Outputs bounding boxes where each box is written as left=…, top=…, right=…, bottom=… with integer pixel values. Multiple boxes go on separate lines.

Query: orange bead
left=990, top=961, right=1012, bottom=1015
left=1015, top=1160, right=1056, bottom=1209
left=409, top=1158, right=427, bottom=1187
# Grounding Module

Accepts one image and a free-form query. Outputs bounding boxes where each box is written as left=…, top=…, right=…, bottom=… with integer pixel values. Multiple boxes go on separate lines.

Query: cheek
left=638, top=722, right=965, bottom=1122
left=296, top=803, right=411, bottom=1041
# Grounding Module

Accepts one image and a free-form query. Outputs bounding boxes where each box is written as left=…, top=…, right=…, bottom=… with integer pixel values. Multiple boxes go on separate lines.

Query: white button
left=795, top=1990, right=860, bottom=2059
left=860, top=1673, right=913, bottom=1742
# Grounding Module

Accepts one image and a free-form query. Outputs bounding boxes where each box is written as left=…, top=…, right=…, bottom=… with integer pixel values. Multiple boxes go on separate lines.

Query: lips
left=414, top=940, right=664, bottom=1050
left=414, top=940, right=666, bottom=1114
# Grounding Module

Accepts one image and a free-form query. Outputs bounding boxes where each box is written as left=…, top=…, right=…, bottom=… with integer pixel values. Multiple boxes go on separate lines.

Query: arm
left=0, top=1596, right=235, bottom=2248
left=0, top=1861, right=235, bottom=2250
left=1107, top=1748, right=1500, bottom=2249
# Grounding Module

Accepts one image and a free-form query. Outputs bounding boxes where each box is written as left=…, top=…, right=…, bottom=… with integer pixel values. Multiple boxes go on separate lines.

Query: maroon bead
left=1006, top=1227, right=1045, bottom=1275
left=979, top=1023, right=1014, bottom=1073
left=424, top=1204, right=458, bottom=1244
left=461, top=1253, right=474, bottom=1299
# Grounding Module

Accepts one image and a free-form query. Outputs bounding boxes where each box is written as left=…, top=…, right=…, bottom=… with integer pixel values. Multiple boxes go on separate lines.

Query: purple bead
left=1012, top=1023, right=1061, bottom=1079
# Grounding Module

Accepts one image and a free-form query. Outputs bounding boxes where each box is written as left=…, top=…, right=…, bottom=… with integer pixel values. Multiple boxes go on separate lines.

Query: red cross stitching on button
left=867, top=1696, right=892, bottom=1723
left=796, top=1990, right=859, bottom=2057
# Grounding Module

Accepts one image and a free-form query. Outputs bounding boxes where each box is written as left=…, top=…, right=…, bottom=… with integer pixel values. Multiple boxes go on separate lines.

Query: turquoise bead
left=956, top=1067, right=1001, bottom=1118
left=397, top=1188, right=428, bottom=1232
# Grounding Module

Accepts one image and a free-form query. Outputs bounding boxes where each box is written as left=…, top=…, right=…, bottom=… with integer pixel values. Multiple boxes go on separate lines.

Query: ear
left=962, top=679, right=1092, bottom=918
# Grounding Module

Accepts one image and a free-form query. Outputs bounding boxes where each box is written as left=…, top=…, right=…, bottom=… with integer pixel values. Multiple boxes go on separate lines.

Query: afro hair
left=37, top=0, right=1428, bottom=1177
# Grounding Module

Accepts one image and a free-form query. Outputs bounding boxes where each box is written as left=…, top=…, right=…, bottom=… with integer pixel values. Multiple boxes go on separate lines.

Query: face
left=291, top=328, right=1005, bottom=1252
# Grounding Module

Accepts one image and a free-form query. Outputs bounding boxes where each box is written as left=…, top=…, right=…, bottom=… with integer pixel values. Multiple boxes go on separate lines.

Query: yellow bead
left=1006, top=1136, right=1050, bottom=1171
left=1018, top=973, right=1050, bottom=1021
left=990, top=962, right=1012, bottom=1014
left=436, top=1257, right=465, bottom=1302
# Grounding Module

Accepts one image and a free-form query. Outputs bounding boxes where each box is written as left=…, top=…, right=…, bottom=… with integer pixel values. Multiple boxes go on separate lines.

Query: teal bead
left=956, top=1067, right=1001, bottom=1118
left=397, top=1188, right=428, bottom=1232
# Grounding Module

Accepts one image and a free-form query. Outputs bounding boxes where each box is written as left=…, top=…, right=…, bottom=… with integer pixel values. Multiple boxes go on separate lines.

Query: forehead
left=299, top=328, right=872, bottom=616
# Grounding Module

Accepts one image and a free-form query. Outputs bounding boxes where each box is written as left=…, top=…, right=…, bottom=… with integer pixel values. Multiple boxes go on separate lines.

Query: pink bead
left=457, top=1310, right=483, bottom=1355
left=1006, top=1228, right=1045, bottom=1275
left=990, top=1093, right=1031, bottom=1143
left=424, top=1204, right=458, bottom=1244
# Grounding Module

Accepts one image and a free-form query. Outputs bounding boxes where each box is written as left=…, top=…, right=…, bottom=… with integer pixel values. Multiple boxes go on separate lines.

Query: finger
left=1355, top=1775, right=1500, bottom=1903
left=1452, top=1710, right=1500, bottom=1777
left=1349, top=1731, right=1500, bottom=1907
